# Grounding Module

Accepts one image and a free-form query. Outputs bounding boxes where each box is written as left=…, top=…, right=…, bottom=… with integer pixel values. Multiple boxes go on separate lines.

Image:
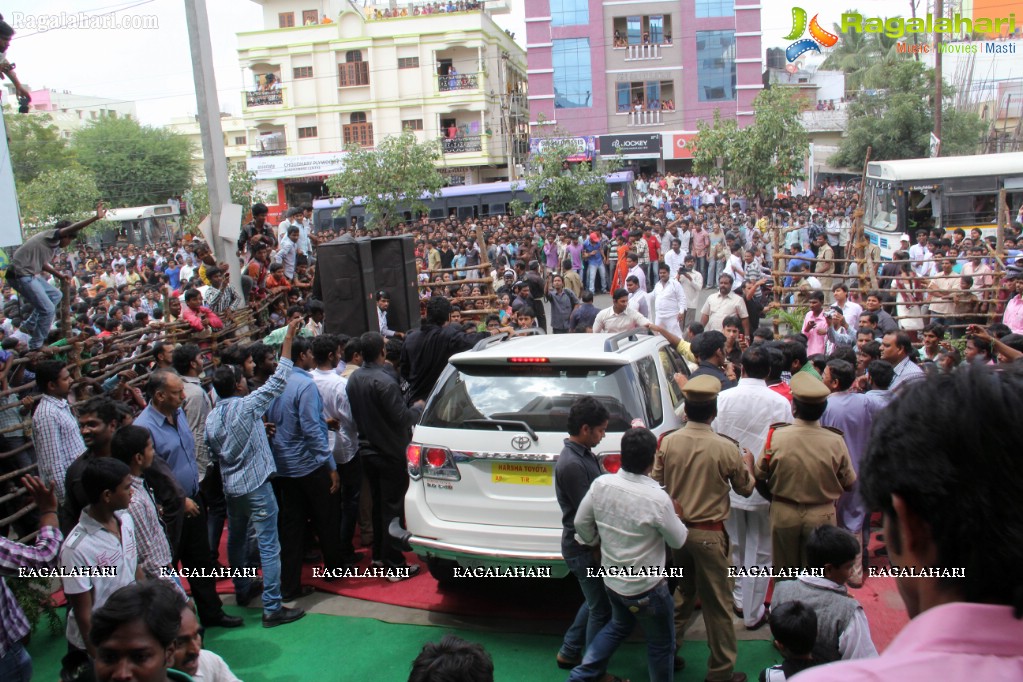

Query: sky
left=2, top=0, right=901, bottom=127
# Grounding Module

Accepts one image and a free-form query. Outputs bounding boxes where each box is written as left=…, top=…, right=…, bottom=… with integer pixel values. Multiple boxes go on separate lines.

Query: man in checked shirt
left=0, top=475, right=63, bottom=681
left=31, top=361, right=87, bottom=507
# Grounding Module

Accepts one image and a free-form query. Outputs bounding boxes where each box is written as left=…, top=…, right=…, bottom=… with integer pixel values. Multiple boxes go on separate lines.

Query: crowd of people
left=0, top=164, right=1021, bottom=682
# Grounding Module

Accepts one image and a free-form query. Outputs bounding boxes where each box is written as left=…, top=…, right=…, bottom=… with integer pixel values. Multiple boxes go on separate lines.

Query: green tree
left=831, top=60, right=985, bottom=168
left=183, top=166, right=266, bottom=236
left=72, top=116, right=194, bottom=206
left=325, top=130, right=445, bottom=229
left=693, top=87, right=809, bottom=201
left=4, top=111, right=76, bottom=187
left=516, top=125, right=622, bottom=215
left=20, top=167, right=100, bottom=234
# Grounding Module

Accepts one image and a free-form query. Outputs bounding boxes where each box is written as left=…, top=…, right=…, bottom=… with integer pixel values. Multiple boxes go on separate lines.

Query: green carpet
left=27, top=607, right=780, bottom=681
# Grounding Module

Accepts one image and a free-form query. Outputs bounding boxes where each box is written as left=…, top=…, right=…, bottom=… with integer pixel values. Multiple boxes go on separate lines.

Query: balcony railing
left=438, top=72, right=480, bottom=92
left=441, top=135, right=483, bottom=153
left=245, top=88, right=284, bottom=107
left=628, top=110, right=664, bottom=127
left=625, top=44, right=662, bottom=61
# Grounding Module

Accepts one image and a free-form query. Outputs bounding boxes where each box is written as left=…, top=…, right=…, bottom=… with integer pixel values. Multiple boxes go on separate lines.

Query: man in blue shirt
left=266, top=337, right=345, bottom=599
left=135, top=371, right=241, bottom=629
left=583, top=232, right=606, bottom=294
left=206, top=319, right=306, bottom=627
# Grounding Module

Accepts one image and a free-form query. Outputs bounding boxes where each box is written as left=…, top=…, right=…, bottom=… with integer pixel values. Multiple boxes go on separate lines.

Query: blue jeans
left=0, top=642, right=32, bottom=682
left=569, top=580, right=675, bottom=682
left=12, top=276, right=61, bottom=349
left=586, top=262, right=606, bottom=293
left=226, top=479, right=282, bottom=614
left=559, top=551, right=612, bottom=662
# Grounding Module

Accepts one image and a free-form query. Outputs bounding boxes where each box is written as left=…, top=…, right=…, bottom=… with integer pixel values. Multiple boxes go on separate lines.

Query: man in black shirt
left=399, top=297, right=492, bottom=404
left=347, top=332, right=426, bottom=576
left=237, top=203, right=277, bottom=254
left=553, top=397, right=612, bottom=669
left=689, top=331, right=738, bottom=390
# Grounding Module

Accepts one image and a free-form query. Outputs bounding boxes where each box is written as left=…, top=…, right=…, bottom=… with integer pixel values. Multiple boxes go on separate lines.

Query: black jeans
left=361, top=453, right=410, bottom=568
left=274, top=465, right=344, bottom=595
left=201, top=463, right=227, bottom=565
left=175, top=491, right=227, bottom=624
left=338, top=454, right=363, bottom=559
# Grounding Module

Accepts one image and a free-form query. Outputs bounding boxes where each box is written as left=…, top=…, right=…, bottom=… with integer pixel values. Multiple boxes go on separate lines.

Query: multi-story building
left=166, top=114, right=251, bottom=181
left=524, top=0, right=762, bottom=173
left=236, top=0, right=527, bottom=208
left=3, top=85, right=137, bottom=140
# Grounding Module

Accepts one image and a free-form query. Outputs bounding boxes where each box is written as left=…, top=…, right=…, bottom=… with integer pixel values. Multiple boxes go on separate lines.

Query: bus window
left=429, top=208, right=446, bottom=220
left=487, top=203, right=506, bottom=216
left=864, top=183, right=896, bottom=230
left=946, top=194, right=997, bottom=226
left=456, top=205, right=476, bottom=221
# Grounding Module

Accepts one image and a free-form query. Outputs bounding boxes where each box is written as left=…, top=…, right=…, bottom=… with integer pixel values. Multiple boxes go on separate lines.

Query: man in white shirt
left=625, top=252, right=646, bottom=292
left=310, top=335, right=362, bottom=565
left=908, top=230, right=930, bottom=275
left=832, top=284, right=862, bottom=327
left=714, top=346, right=792, bottom=630
left=376, top=291, right=402, bottom=339
left=679, top=255, right=703, bottom=327
left=172, top=603, right=242, bottom=682
left=625, top=276, right=650, bottom=319
left=664, top=239, right=687, bottom=278
left=571, top=427, right=688, bottom=682
left=700, top=274, right=750, bottom=335
left=593, top=289, right=655, bottom=334
left=652, top=262, right=688, bottom=338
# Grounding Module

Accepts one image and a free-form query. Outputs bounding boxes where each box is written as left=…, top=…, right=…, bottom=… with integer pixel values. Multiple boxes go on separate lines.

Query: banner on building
left=246, top=152, right=347, bottom=180
left=598, top=134, right=661, bottom=159
left=529, top=136, right=596, bottom=162
left=662, top=133, right=698, bottom=160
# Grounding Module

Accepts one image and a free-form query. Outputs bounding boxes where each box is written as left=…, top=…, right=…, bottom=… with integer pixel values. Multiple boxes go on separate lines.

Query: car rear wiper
left=462, top=418, right=539, bottom=442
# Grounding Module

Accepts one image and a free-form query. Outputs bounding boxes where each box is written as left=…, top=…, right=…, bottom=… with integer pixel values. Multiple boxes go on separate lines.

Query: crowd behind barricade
left=0, top=167, right=1022, bottom=681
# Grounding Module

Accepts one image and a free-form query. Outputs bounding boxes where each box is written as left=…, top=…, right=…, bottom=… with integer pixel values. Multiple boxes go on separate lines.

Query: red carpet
left=52, top=519, right=911, bottom=649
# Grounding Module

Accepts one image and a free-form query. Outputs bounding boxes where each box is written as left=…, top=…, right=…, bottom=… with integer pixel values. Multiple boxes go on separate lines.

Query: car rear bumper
left=405, top=487, right=569, bottom=577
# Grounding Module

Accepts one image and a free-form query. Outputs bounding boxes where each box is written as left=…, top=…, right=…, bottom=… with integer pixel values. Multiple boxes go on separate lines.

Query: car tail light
left=600, top=453, right=621, bottom=474
left=508, top=357, right=550, bottom=363
left=421, top=445, right=461, bottom=482
left=406, top=444, right=423, bottom=480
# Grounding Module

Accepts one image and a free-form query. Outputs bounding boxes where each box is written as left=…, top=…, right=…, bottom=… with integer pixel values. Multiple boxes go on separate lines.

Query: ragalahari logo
left=785, top=8, right=839, bottom=63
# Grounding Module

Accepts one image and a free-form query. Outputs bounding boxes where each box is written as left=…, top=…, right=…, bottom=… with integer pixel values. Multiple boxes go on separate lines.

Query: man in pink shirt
left=1002, top=276, right=1023, bottom=334
left=691, top=223, right=710, bottom=287
left=795, top=364, right=1023, bottom=681
left=801, top=291, right=829, bottom=356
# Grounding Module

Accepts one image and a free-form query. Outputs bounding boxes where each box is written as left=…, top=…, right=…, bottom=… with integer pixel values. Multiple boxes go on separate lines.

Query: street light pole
left=183, top=0, right=241, bottom=290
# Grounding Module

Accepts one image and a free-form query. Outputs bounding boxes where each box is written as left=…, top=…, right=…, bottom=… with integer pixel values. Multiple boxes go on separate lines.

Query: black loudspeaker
left=368, top=235, right=421, bottom=334
left=314, top=235, right=377, bottom=336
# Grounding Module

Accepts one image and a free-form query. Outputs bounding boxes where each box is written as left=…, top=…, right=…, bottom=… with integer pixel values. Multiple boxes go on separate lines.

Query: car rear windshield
left=421, top=364, right=644, bottom=432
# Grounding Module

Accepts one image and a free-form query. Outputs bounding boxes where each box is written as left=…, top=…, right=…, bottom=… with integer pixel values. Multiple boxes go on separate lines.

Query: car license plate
left=491, top=462, right=553, bottom=486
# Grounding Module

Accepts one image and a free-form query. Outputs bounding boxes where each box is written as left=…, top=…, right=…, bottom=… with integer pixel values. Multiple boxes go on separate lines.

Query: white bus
left=90, top=202, right=183, bottom=247
left=863, top=152, right=1023, bottom=259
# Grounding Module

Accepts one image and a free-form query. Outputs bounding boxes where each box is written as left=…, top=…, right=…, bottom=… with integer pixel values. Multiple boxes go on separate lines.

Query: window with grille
left=398, top=57, right=420, bottom=69
left=402, top=119, right=424, bottom=131
left=234, top=136, right=246, bottom=145
left=279, top=12, right=295, bottom=28
left=302, top=10, right=318, bottom=25
left=298, top=126, right=318, bottom=139
left=293, top=66, right=313, bottom=79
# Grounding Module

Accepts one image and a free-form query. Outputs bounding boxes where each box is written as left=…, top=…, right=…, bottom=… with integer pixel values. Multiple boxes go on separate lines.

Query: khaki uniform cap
left=790, top=373, right=830, bottom=404
left=682, top=375, right=721, bottom=403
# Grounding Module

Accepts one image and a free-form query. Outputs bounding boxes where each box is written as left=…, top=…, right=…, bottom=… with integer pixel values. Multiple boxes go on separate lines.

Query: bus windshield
left=864, top=182, right=897, bottom=232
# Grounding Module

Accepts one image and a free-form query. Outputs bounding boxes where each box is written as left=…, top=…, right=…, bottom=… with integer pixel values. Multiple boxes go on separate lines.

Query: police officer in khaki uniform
left=755, top=372, right=857, bottom=573
left=653, top=375, right=756, bottom=682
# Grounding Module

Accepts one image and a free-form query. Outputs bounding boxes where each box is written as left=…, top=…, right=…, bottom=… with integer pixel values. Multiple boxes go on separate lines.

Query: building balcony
left=624, top=44, right=662, bottom=61
left=441, top=135, right=483, bottom=154
left=627, top=110, right=666, bottom=127
left=244, top=87, right=285, bottom=109
left=438, top=72, right=480, bottom=92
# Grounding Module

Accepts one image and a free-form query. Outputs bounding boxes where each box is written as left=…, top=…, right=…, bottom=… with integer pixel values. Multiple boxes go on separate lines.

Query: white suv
left=401, top=329, right=691, bottom=582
